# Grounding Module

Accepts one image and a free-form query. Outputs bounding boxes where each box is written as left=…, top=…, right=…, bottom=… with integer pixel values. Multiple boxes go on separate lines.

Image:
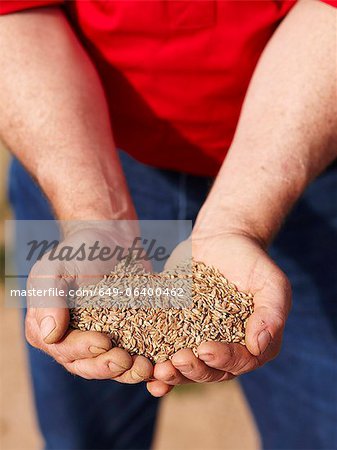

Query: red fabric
left=1, top=0, right=336, bottom=176
left=0, top=0, right=63, bottom=14
left=321, top=0, right=337, bottom=5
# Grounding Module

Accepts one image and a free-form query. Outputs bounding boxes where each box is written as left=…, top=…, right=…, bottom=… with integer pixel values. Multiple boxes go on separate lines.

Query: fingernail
left=108, top=361, right=129, bottom=371
left=198, top=353, right=214, bottom=363
left=258, top=330, right=271, bottom=354
left=166, top=372, right=176, bottom=381
left=175, top=363, right=192, bottom=372
left=130, top=370, right=144, bottom=381
left=89, top=346, right=107, bottom=355
left=40, top=316, right=56, bottom=341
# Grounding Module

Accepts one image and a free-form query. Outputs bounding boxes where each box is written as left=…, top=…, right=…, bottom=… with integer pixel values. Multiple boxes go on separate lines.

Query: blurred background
left=0, top=145, right=260, bottom=450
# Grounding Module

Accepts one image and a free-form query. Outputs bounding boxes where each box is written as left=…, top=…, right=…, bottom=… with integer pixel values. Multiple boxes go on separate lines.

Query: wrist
left=60, top=219, right=140, bottom=246
left=193, top=202, right=277, bottom=249
left=37, top=166, right=137, bottom=222
left=193, top=152, right=303, bottom=248
left=52, top=191, right=136, bottom=222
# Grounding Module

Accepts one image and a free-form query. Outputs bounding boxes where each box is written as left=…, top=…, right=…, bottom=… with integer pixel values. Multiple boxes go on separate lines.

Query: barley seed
left=69, top=259, right=254, bottom=363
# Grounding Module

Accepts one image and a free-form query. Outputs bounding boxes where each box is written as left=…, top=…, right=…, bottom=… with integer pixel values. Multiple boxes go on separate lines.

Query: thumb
left=27, top=261, right=70, bottom=344
left=245, top=274, right=291, bottom=357
left=32, top=306, right=70, bottom=345
left=245, top=305, right=283, bottom=356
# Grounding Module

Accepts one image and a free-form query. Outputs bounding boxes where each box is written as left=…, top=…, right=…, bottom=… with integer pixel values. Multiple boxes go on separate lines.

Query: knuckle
left=219, top=372, right=235, bottom=382
left=56, top=361, right=78, bottom=377
left=218, top=345, right=233, bottom=365
left=232, top=357, right=258, bottom=375
left=196, top=370, right=215, bottom=383
left=50, top=339, right=77, bottom=364
left=108, top=366, right=126, bottom=379
left=52, top=346, right=71, bottom=365
left=90, top=334, right=111, bottom=349
left=259, top=305, right=286, bottom=333
left=63, top=363, right=78, bottom=376
left=162, top=370, right=176, bottom=382
left=71, top=360, right=93, bottom=380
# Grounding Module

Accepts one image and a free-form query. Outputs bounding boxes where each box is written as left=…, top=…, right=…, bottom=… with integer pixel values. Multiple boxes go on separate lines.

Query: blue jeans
left=8, top=152, right=337, bottom=450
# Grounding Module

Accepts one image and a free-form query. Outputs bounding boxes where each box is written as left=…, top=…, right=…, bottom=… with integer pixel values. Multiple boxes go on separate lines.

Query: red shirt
left=1, top=0, right=336, bottom=176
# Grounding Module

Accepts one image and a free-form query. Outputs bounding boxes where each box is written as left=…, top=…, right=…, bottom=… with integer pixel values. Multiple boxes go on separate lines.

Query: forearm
left=0, top=8, right=134, bottom=221
left=195, top=0, right=337, bottom=246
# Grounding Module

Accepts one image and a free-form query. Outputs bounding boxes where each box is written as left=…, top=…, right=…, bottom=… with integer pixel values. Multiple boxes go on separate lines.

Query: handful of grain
left=70, top=259, right=254, bottom=363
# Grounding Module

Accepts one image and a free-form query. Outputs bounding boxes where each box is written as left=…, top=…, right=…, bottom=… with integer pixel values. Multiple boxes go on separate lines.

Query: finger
left=33, top=307, right=70, bottom=345
left=25, top=306, right=69, bottom=348
left=68, top=347, right=133, bottom=379
left=197, top=341, right=256, bottom=375
left=146, top=380, right=174, bottom=397
left=50, top=330, right=112, bottom=362
left=245, top=305, right=285, bottom=357
left=25, top=311, right=112, bottom=362
left=171, top=349, right=231, bottom=383
left=114, top=355, right=154, bottom=384
left=27, top=261, right=70, bottom=344
left=245, top=271, right=291, bottom=357
left=154, top=360, right=190, bottom=385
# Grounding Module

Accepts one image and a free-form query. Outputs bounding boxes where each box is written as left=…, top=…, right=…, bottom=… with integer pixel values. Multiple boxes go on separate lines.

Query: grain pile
left=69, top=259, right=254, bottom=363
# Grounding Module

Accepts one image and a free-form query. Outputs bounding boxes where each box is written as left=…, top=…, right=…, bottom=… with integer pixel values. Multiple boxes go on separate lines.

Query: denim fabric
left=240, top=168, right=337, bottom=450
left=8, top=152, right=337, bottom=449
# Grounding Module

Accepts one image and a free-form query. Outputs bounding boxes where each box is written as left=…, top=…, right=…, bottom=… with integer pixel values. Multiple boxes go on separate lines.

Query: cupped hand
left=147, top=232, right=291, bottom=396
left=25, top=222, right=153, bottom=383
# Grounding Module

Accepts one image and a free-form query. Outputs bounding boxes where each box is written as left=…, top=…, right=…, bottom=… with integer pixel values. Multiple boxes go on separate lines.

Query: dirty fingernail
left=89, top=346, right=107, bottom=355
left=258, top=329, right=271, bottom=354
left=40, top=316, right=56, bottom=341
left=108, top=361, right=129, bottom=372
left=175, top=363, right=192, bottom=373
left=130, top=370, right=144, bottom=381
left=198, top=353, right=214, bottom=363
left=165, top=372, right=176, bottom=381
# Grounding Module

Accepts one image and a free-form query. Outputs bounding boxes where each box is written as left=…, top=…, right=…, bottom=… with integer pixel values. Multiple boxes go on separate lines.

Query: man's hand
left=0, top=9, right=150, bottom=382
left=147, top=0, right=336, bottom=397
left=26, top=224, right=153, bottom=383
left=147, top=232, right=291, bottom=396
